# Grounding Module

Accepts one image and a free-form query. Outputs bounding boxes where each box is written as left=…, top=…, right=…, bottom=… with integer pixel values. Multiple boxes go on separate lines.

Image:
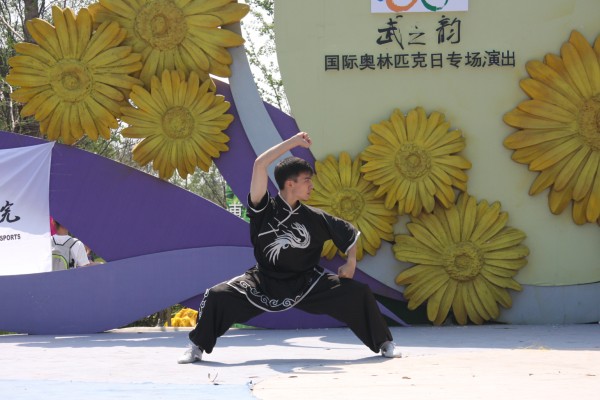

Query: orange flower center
left=49, top=60, right=92, bottom=102
left=578, top=95, right=600, bottom=152
left=135, top=0, right=188, bottom=51
left=395, top=143, right=431, bottom=180
left=443, top=241, right=483, bottom=281
left=332, top=188, right=365, bottom=222
left=162, top=106, right=194, bottom=139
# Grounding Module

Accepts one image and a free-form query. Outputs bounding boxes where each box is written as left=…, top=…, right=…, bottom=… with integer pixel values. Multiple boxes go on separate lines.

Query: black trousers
left=188, top=274, right=393, bottom=353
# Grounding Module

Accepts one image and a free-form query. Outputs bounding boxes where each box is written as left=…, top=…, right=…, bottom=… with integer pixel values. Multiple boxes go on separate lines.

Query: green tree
left=168, top=163, right=228, bottom=209
left=0, top=0, right=28, bottom=134
left=241, top=0, right=289, bottom=113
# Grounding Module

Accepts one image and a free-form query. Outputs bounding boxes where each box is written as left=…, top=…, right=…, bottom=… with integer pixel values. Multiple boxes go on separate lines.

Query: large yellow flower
left=6, top=6, right=142, bottom=144
left=89, top=0, right=249, bottom=87
left=306, top=152, right=397, bottom=261
left=504, top=31, right=600, bottom=225
left=120, top=69, right=233, bottom=179
left=361, top=107, right=471, bottom=217
left=394, top=193, right=528, bottom=325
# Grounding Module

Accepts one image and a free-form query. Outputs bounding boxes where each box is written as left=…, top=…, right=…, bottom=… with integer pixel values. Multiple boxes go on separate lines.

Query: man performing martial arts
left=178, top=132, right=402, bottom=363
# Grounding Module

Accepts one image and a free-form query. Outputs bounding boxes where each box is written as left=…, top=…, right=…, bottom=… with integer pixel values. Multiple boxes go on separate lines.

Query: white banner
left=0, top=142, right=54, bottom=275
left=371, top=0, right=469, bottom=13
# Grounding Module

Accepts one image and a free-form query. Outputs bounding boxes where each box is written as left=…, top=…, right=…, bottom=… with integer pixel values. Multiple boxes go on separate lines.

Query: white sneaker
left=380, top=341, right=402, bottom=358
left=177, top=344, right=203, bottom=364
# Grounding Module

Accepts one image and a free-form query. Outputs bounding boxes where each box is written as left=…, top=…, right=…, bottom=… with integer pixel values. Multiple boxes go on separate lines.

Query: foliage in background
left=241, top=0, right=289, bottom=114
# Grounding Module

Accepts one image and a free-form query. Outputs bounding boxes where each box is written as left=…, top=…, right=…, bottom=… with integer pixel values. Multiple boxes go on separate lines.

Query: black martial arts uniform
left=188, top=192, right=393, bottom=353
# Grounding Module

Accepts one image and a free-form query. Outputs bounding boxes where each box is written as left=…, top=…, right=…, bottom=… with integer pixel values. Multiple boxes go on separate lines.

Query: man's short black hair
left=274, top=156, right=314, bottom=190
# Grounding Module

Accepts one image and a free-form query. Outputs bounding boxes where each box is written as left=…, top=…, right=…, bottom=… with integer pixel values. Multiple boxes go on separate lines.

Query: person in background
left=51, top=220, right=91, bottom=270
left=50, top=216, right=57, bottom=235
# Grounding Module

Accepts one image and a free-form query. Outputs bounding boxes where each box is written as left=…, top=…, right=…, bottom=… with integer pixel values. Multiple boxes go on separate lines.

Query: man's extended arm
left=338, top=243, right=357, bottom=279
left=249, top=132, right=312, bottom=206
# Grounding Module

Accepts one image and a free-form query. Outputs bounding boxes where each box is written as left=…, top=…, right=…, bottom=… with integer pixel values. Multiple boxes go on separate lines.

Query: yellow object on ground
left=170, top=308, right=198, bottom=327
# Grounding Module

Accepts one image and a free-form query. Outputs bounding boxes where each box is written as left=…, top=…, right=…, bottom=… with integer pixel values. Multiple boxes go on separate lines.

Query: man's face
left=289, top=172, right=313, bottom=201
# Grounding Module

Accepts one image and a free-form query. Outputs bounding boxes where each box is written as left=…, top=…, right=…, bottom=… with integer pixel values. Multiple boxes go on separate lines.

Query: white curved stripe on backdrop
left=227, top=22, right=294, bottom=186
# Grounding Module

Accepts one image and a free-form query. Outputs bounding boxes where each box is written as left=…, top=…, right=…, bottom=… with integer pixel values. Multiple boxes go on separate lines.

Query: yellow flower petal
left=451, top=285, right=468, bottom=325
left=517, top=99, right=577, bottom=123
left=433, top=279, right=457, bottom=325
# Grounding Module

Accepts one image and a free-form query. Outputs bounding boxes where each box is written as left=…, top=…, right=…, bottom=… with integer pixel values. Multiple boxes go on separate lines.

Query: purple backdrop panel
left=321, top=258, right=404, bottom=302
left=247, top=308, right=345, bottom=329
left=0, top=130, right=250, bottom=262
left=244, top=301, right=406, bottom=329
left=0, top=246, right=254, bottom=335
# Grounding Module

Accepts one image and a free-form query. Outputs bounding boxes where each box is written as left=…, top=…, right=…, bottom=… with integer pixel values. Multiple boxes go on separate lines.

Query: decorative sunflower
left=394, top=193, right=528, bottom=325
left=6, top=6, right=142, bottom=144
left=503, top=30, right=600, bottom=225
left=120, top=69, right=233, bottom=179
left=361, top=107, right=471, bottom=217
left=306, top=152, right=397, bottom=261
left=89, top=0, right=249, bottom=87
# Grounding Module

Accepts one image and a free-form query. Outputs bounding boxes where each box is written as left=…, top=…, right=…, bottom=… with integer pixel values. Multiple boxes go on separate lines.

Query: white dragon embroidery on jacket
left=264, top=222, right=310, bottom=264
